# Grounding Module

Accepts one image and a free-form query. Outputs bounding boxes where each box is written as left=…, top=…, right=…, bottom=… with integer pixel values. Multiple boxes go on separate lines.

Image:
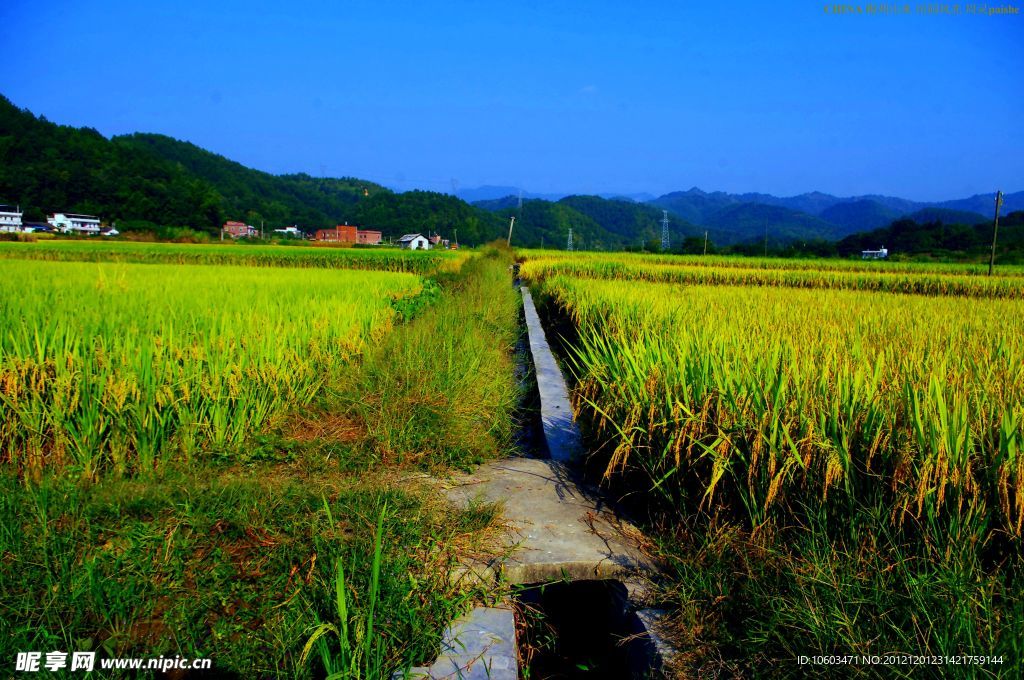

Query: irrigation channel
left=402, top=274, right=676, bottom=679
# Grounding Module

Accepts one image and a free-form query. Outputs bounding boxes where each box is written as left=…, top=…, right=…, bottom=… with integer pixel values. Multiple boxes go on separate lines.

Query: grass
left=333, top=246, right=522, bottom=469
left=0, top=455, right=491, bottom=678
left=0, top=244, right=522, bottom=678
left=522, top=251, right=1024, bottom=677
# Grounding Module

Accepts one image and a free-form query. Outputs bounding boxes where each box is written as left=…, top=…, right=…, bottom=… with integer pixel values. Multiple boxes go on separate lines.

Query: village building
left=48, top=213, right=101, bottom=234
left=397, top=233, right=430, bottom=250
left=861, top=247, right=889, bottom=260
left=273, top=226, right=304, bottom=238
left=357, top=229, right=382, bottom=245
left=316, top=224, right=382, bottom=244
left=0, top=205, right=23, bottom=232
left=222, top=220, right=258, bottom=238
left=316, top=224, right=359, bottom=243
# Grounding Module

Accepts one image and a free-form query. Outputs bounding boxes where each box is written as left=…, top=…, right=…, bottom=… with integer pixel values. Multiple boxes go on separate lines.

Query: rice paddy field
left=1, top=259, right=424, bottom=477
left=0, top=241, right=522, bottom=678
left=0, top=239, right=468, bottom=274
left=521, top=250, right=1024, bottom=675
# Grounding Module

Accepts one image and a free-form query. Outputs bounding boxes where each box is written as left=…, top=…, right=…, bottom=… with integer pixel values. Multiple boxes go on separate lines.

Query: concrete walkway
left=444, top=456, right=656, bottom=584
left=401, top=606, right=517, bottom=680
left=408, top=284, right=674, bottom=678
left=520, top=288, right=582, bottom=463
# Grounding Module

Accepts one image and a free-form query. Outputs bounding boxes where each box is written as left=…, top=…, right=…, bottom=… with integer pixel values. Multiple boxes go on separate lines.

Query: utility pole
left=764, top=221, right=769, bottom=257
left=988, top=190, right=1004, bottom=276
left=454, top=228, right=458, bottom=249
left=507, top=216, right=515, bottom=247
left=703, top=230, right=708, bottom=256
left=661, top=210, right=670, bottom=252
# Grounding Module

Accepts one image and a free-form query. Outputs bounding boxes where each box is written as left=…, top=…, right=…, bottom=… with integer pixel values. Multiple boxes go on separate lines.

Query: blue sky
left=2, top=1, right=1021, bottom=200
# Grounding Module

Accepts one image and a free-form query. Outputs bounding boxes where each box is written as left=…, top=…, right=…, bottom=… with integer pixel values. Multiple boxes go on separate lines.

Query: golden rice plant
left=521, top=254, right=1024, bottom=299
left=534, top=274, right=1024, bottom=547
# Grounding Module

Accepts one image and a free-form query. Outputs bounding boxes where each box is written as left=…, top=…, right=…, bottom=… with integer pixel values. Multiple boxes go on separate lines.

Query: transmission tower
left=567, top=228, right=574, bottom=251
left=661, top=210, right=670, bottom=251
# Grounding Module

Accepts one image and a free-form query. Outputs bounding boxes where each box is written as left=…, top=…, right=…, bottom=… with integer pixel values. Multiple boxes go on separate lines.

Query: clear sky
left=2, top=1, right=1021, bottom=201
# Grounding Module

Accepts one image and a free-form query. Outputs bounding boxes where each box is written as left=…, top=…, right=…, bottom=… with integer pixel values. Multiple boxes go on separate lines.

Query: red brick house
left=223, top=220, right=257, bottom=238
left=357, top=229, right=382, bottom=245
left=315, top=224, right=358, bottom=243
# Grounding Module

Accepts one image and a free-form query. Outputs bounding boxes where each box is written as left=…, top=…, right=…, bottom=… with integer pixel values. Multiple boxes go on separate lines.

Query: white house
left=0, top=205, right=23, bottom=232
left=273, top=226, right=303, bottom=238
left=861, top=246, right=889, bottom=260
left=48, top=212, right=101, bottom=234
left=397, top=233, right=430, bottom=250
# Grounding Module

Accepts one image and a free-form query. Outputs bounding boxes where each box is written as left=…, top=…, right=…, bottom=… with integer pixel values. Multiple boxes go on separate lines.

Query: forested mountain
left=556, top=195, right=702, bottom=245
left=0, top=96, right=223, bottom=227
left=903, top=207, right=987, bottom=226
left=703, top=203, right=846, bottom=245
left=648, top=188, right=742, bottom=225
left=494, top=200, right=608, bottom=249
left=115, top=133, right=387, bottom=230
left=647, top=186, right=1020, bottom=246
left=819, top=200, right=902, bottom=232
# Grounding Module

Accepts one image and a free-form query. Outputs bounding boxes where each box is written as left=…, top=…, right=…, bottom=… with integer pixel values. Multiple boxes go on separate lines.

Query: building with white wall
left=397, top=233, right=430, bottom=250
left=48, top=213, right=101, bottom=234
left=0, top=205, right=23, bottom=232
left=861, top=247, right=889, bottom=259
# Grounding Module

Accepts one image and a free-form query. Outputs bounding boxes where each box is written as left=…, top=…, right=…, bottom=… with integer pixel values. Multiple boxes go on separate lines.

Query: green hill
left=819, top=199, right=902, bottom=232
left=0, top=95, right=507, bottom=241
left=704, top=203, right=842, bottom=246
left=557, top=195, right=703, bottom=245
left=494, top=200, right=608, bottom=249
left=114, top=133, right=388, bottom=230
left=0, top=95, right=223, bottom=228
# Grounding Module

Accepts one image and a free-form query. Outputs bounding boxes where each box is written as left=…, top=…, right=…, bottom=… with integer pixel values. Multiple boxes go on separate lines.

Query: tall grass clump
left=338, top=245, right=521, bottom=468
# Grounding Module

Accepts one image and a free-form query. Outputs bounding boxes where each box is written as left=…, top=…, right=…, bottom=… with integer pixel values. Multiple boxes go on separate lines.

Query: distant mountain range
left=456, top=185, right=655, bottom=205
left=471, top=185, right=1021, bottom=246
